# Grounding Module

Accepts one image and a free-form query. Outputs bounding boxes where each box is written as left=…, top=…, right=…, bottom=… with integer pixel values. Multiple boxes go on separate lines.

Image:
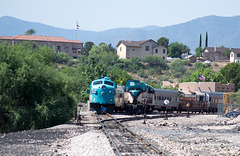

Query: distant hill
left=1, top=15, right=240, bottom=51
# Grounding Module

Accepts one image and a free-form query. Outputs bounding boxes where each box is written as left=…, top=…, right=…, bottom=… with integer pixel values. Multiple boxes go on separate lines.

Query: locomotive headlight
left=102, top=85, right=106, bottom=89
left=101, top=92, right=105, bottom=96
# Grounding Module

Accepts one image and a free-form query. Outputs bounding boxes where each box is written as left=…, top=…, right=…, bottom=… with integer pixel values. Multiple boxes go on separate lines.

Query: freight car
left=179, top=92, right=227, bottom=113
left=89, top=77, right=116, bottom=113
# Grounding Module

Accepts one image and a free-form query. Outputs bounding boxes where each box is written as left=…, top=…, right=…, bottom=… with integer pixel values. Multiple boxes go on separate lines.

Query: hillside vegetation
left=1, top=42, right=240, bottom=133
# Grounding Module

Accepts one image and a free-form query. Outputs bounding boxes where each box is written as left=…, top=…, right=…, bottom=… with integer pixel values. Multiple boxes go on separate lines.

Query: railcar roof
left=154, top=88, right=179, bottom=94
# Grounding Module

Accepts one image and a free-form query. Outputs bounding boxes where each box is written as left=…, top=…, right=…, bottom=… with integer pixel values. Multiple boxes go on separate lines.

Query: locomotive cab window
left=104, top=81, right=114, bottom=86
left=93, top=81, right=103, bottom=85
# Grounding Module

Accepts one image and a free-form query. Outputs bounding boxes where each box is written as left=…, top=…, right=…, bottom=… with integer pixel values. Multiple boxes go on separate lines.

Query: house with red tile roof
left=116, top=39, right=167, bottom=60
left=0, top=35, right=83, bottom=58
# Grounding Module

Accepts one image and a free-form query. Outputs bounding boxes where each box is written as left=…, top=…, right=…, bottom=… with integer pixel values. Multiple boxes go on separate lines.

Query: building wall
left=203, top=49, right=229, bottom=61
left=230, top=51, right=240, bottom=63
left=178, top=82, right=234, bottom=93
left=117, top=43, right=127, bottom=59
left=126, top=47, right=141, bottom=59
left=117, top=40, right=167, bottom=59
left=0, top=38, right=83, bottom=58
left=153, top=46, right=167, bottom=60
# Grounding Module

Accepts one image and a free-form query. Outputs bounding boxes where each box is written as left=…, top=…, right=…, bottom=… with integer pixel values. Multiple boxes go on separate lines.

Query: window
left=237, top=54, right=240, bottom=57
left=104, top=81, right=114, bottom=86
left=163, top=56, right=165, bottom=60
left=155, top=49, right=158, bottom=53
left=132, top=49, right=135, bottom=51
left=93, top=81, right=103, bottom=85
left=120, top=47, right=122, bottom=51
left=231, top=54, right=233, bottom=57
left=145, top=46, right=149, bottom=51
left=163, top=49, right=166, bottom=53
left=57, top=46, right=61, bottom=52
left=65, top=46, right=69, bottom=52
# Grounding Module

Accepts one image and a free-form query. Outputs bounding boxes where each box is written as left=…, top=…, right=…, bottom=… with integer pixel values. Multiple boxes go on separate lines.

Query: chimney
left=214, top=46, right=217, bottom=52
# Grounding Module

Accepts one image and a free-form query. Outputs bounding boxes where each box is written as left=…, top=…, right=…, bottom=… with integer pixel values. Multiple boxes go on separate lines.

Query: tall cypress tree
left=199, top=34, right=202, bottom=48
left=205, top=32, right=208, bottom=47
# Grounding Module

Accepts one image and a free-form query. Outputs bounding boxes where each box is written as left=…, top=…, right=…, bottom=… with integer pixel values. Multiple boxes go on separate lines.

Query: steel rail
left=97, top=115, right=122, bottom=156
left=109, top=115, right=170, bottom=156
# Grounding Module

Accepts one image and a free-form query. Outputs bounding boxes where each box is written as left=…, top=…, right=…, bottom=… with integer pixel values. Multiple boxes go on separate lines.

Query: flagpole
left=76, top=28, right=77, bottom=40
left=76, top=21, right=79, bottom=40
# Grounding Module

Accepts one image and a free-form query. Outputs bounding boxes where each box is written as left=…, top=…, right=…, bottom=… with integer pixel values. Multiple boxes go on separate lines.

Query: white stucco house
left=230, top=48, right=240, bottom=63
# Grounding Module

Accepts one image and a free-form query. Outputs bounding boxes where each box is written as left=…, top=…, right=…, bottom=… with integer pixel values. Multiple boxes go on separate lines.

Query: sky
left=1, top=0, right=240, bottom=31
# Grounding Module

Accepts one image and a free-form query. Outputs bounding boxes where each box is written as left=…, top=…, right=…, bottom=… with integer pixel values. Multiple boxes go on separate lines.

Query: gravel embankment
left=1, top=111, right=240, bottom=156
left=125, top=114, right=240, bottom=156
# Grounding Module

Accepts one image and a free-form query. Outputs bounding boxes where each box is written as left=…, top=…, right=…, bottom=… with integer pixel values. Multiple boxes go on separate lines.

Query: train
left=89, top=77, right=228, bottom=114
left=89, top=76, right=116, bottom=113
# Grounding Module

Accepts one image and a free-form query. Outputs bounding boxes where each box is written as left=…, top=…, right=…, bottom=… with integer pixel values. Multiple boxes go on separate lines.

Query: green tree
left=170, top=58, right=187, bottom=78
left=142, top=55, right=168, bottom=74
left=199, top=34, right=202, bottom=48
left=82, top=41, right=94, bottom=56
left=205, top=32, right=208, bottom=47
left=228, top=90, right=240, bottom=109
left=54, top=52, right=72, bottom=64
left=168, top=42, right=190, bottom=58
left=0, top=42, right=76, bottom=133
left=218, top=63, right=240, bottom=91
left=25, top=29, right=36, bottom=35
left=185, top=66, right=213, bottom=82
left=195, top=46, right=204, bottom=57
left=157, top=37, right=169, bottom=48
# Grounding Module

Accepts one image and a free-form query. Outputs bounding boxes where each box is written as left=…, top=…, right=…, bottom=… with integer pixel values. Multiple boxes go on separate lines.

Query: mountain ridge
left=1, top=15, right=240, bottom=51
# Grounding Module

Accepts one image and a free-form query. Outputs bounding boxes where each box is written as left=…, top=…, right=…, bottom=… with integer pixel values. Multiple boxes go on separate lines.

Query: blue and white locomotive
left=89, top=77, right=117, bottom=113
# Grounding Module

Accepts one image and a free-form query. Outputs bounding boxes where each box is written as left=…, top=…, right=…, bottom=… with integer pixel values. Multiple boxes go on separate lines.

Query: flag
left=76, top=21, right=80, bottom=29
left=198, top=74, right=205, bottom=80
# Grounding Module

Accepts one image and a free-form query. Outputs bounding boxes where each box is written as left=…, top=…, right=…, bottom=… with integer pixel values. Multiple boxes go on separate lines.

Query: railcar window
left=93, top=81, right=103, bottom=85
left=104, top=81, right=114, bottom=86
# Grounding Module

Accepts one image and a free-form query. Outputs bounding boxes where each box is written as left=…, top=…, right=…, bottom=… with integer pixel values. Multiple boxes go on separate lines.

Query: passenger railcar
left=89, top=77, right=116, bottom=113
left=151, top=89, right=179, bottom=111
left=205, top=92, right=226, bottom=112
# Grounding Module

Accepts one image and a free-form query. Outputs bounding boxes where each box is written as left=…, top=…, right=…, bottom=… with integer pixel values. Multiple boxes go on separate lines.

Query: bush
left=0, top=43, right=76, bottom=133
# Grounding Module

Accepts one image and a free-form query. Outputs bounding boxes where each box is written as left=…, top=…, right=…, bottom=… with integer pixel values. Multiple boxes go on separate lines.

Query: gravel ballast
left=1, top=111, right=240, bottom=156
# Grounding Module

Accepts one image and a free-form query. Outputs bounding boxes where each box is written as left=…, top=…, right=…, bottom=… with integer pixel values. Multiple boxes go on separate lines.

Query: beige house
left=203, top=46, right=229, bottom=61
left=230, top=48, right=240, bottom=63
left=0, top=35, right=83, bottom=58
left=162, top=81, right=235, bottom=93
left=179, top=82, right=235, bottom=93
left=116, top=39, right=167, bottom=60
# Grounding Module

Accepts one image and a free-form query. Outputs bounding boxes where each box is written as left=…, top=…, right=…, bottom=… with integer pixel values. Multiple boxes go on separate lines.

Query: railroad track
left=97, top=114, right=169, bottom=156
